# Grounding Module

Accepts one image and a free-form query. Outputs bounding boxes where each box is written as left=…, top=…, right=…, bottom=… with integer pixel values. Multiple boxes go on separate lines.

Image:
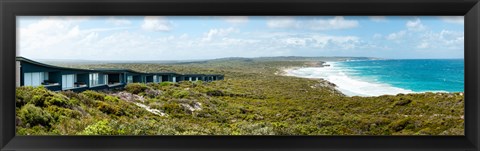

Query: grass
left=15, top=57, right=464, bottom=135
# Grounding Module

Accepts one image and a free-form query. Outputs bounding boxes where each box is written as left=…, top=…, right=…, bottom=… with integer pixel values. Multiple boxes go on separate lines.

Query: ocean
left=284, top=59, right=464, bottom=96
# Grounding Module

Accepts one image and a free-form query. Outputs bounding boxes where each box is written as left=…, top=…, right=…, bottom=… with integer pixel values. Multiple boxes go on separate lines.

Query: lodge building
left=15, top=57, right=224, bottom=92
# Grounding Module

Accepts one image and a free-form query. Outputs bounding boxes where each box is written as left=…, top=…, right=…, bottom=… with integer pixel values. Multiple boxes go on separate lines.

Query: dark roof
left=16, top=56, right=94, bottom=72
left=90, top=68, right=144, bottom=74
left=150, top=72, right=179, bottom=75
left=182, top=74, right=206, bottom=76
left=16, top=56, right=223, bottom=76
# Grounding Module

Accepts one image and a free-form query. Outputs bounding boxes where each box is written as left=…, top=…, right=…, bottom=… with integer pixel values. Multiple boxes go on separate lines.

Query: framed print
left=1, top=0, right=479, bottom=151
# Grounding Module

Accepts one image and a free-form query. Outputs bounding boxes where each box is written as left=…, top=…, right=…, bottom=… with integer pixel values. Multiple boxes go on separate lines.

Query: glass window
left=90, top=73, right=99, bottom=86
left=104, top=74, right=108, bottom=85
left=24, top=72, right=32, bottom=86
left=127, top=76, right=133, bottom=83
left=24, top=72, right=46, bottom=86
left=62, top=74, right=75, bottom=89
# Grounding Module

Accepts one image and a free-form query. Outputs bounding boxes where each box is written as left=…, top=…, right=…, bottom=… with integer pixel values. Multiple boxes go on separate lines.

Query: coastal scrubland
left=16, top=57, right=464, bottom=135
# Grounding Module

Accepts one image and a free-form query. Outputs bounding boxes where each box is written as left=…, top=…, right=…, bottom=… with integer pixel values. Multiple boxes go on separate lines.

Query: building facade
left=16, top=57, right=224, bottom=92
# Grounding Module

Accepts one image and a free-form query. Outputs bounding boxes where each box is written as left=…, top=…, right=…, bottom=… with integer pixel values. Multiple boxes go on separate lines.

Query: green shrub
left=45, top=106, right=82, bottom=121
left=81, top=90, right=105, bottom=101
left=295, top=124, right=319, bottom=135
left=173, top=90, right=190, bottom=98
left=159, top=82, right=172, bottom=86
left=30, top=95, right=46, bottom=107
left=161, top=102, right=184, bottom=114
left=17, top=125, right=50, bottom=135
left=17, top=104, right=53, bottom=127
left=389, top=118, right=413, bottom=132
left=96, top=101, right=123, bottom=116
left=145, top=89, right=162, bottom=98
left=16, top=86, right=36, bottom=107
left=29, top=87, right=57, bottom=107
left=104, top=95, right=120, bottom=103
left=206, top=90, right=225, bottom=96
left=59, top=91, right=96, bottom=107
left=416, top=127, right=434, bottom=135
left=394, top=98, right=412, bottom=106
left=149, top=102, right=163, bottom=110
left=51, top=118, right=95, bottom=135
left=44, top=95, right=73, bottom=108
left=125, top=83, right=149, bottom=94
left=78, top=120, right=115, bottom=135
left=60, top=90, right=79, bottom=99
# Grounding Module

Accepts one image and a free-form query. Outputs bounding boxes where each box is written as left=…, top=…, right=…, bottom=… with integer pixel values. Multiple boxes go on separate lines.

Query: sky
left=17, top=16, right=464, bottom=61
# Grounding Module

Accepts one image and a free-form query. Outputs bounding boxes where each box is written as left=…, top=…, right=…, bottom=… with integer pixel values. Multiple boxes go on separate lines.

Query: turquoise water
left=336, top=59, right=464, bottom=93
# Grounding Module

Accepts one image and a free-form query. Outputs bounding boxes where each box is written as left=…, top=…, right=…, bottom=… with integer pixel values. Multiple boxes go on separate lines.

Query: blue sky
left=17, top=16, right=464, bottom=60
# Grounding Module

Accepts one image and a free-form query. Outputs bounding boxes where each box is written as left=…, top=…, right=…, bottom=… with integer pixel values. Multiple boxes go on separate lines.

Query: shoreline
left=279, top=62, right=463, bottom=97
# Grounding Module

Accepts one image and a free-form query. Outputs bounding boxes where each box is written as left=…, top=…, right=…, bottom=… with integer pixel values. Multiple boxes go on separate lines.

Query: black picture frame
left=1, top=0, right=479, bottom=151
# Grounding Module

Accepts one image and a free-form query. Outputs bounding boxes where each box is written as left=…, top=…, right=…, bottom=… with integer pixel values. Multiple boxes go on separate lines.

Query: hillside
left=15, top=57, right=464, bottom=135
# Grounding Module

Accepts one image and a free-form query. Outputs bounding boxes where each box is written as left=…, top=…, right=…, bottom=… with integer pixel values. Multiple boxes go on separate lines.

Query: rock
left=394, top=98, right=412, bottom=106
left=111, top=91, right=145, bottom=103
left=174, top=98, right=202, bottom=113
left=181, top=102, right=202, bottom=114
left=110, top=91, right=166, bottom=116
left=134, top=102, right=167, bottom=116
left=145, top=89, right=162, bottom=97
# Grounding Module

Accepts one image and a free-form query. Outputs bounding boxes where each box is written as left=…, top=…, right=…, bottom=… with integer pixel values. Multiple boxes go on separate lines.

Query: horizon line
left=16, top=55, right=465, bottom=62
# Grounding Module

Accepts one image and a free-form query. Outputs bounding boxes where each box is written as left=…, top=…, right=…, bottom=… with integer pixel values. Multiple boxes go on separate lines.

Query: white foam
left=284, top=62, right=415, bottom=97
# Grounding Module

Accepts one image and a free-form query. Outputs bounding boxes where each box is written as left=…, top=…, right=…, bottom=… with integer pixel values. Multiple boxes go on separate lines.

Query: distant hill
left=39, top=59, right=206, bottom=65
left=208, top=56, right=378, bottom=62
left=37, top=56, right=380, bottom=66
left=253, top=56, right=379, bottom=61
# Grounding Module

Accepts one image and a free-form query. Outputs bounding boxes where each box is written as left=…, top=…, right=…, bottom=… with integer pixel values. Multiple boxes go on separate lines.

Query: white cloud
left=107, top=17, right=132, bottom=26
left=83, top=27, right=133, bottom=33
left=266, top=17, right=298, bottom=28
left=383, top=16, right=463, bottom=54
left=282, top=37, right=307, bottom=47
left=221, top=16, right=249, bottom=24
left=313, top=35, right=360, bottom=49
left=417, top=42, right=430, bottom=49
left=17, top=16, right=463, bottom=60
left=17, top=17, right=91, bottom=55
left=370, top=16, right=387, bottom=22
left=406, top=18, right=426, bottom=31
left=308, top=16, right=359, bottom=30
left=384, top=16, right=462, bottom=51
left=417, top=30, right=464, bottom=50
left=267, top=16, right=358, bottom=30
left=202, top=27, right=239, bottom=41
left=141, top=16, right=172, bottom=32
left=439, top=16, right=464, bottom=24
left=17, top=17, right=373, bottom=60
left=17, top=17, right=132, bottom=59
left=373, top=33, right=383, bottom=39
left=386, top=30, right=407, bottom=41
left=272, top=34, right=361, bottom=50
left=438, top=30, right=464, bottom=46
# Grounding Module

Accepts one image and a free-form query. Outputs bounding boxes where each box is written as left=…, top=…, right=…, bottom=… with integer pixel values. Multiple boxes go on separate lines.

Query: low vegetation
left=16, top=57, right=464, bottom=135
